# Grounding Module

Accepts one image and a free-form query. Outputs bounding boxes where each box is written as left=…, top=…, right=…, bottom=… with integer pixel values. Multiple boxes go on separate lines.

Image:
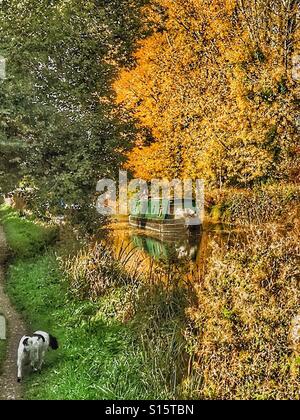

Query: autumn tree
left=115, top=0, right=300, bottom=187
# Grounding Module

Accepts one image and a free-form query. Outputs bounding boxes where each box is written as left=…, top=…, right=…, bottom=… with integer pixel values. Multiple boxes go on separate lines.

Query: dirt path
left=0, top=226, right=25, bottom=400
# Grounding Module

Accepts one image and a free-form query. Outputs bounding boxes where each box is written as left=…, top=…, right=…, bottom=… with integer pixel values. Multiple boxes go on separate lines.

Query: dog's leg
left=37, top=350, right=46, bottom=373
left=17, top=353, right=24, bottom=383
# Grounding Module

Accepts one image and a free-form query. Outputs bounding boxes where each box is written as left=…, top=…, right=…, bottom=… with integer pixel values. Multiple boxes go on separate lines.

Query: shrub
left=207, top=184, right=300, bottom=225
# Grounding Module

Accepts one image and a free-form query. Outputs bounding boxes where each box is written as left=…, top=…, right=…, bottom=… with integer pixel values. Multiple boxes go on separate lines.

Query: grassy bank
left=184, top=224, right=300, bottom=399
left=0, top=206, right=173, bottom=400
left=0, top=205, right=58, bottom=258
left=1, top=199, right=299, bottom=400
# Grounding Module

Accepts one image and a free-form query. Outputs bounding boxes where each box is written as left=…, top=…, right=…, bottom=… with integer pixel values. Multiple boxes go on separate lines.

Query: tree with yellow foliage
left=115, top=0, right=300, bottom=187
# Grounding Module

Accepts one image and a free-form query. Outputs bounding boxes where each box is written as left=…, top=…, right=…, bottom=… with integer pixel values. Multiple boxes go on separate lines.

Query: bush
left=207, top=184, right=300, bottom=225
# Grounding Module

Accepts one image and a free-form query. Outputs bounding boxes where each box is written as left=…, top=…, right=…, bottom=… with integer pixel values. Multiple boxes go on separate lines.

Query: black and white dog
left=17, top=331, right=59, bottom=382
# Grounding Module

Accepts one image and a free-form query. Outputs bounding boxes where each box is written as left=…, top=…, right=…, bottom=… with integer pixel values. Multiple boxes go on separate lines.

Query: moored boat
left=129, top=198, right=202, bottom=235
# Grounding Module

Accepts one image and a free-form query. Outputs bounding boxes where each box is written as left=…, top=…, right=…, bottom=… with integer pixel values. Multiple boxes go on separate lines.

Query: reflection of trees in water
left=131, top=234, right=199, bottom=264
left=107, top=222, right=245, bottom=283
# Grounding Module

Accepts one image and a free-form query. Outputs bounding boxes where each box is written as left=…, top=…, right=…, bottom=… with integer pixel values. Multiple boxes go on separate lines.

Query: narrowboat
left=129, top=197, right=202, bottom=235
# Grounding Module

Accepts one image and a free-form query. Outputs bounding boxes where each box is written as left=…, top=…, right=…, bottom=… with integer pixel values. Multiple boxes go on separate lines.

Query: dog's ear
left=49, top=334, right=59, bottom=350
left=23, top=338, right=29, bottom=346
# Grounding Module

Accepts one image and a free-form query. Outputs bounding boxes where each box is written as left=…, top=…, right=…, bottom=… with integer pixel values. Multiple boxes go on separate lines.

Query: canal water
left=106, top=219, right=245, bottom=280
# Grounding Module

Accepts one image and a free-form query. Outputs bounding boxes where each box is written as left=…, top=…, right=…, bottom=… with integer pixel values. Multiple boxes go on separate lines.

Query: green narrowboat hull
left=129, top=215, right=201, bottom=235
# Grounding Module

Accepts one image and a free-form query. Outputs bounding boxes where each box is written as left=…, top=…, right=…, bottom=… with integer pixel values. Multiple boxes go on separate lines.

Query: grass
left=0, top=205, right=58, bottom=258
left=64, top=241, right=196, bottom=398
left=2, top=201, right=298, bottom=400
left=6, top=254, right=167, bottom=399
left=0, top=205, right=171, bottom=400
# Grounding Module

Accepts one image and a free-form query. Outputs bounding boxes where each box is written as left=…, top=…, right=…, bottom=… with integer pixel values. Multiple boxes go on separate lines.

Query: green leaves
left=0, top=0, right=145, bottom=226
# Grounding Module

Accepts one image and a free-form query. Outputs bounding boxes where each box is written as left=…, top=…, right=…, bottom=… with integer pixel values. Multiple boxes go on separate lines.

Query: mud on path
left=0, top=226, right=25, bottom=400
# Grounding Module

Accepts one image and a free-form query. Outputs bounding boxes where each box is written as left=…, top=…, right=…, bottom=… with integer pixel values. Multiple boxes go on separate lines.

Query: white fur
left=17, top=331, right=54, bottom=382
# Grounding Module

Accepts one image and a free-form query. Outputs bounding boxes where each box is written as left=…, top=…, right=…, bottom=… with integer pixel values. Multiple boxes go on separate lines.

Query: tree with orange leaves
left=115, top=0, right=300, bottom=187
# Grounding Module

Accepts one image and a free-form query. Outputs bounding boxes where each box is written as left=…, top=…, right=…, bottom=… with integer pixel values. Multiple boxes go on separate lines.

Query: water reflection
left=107, top=220, right=240, bottom=278
left=131, top=234, right=199, bottom=263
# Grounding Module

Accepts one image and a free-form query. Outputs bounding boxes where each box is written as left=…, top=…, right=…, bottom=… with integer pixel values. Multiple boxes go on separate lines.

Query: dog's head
left=49, top=334, right=59, bottom=350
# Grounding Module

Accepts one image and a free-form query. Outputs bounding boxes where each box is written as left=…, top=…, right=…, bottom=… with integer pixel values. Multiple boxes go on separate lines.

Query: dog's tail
left=49, top=334, right=59, bottom=350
